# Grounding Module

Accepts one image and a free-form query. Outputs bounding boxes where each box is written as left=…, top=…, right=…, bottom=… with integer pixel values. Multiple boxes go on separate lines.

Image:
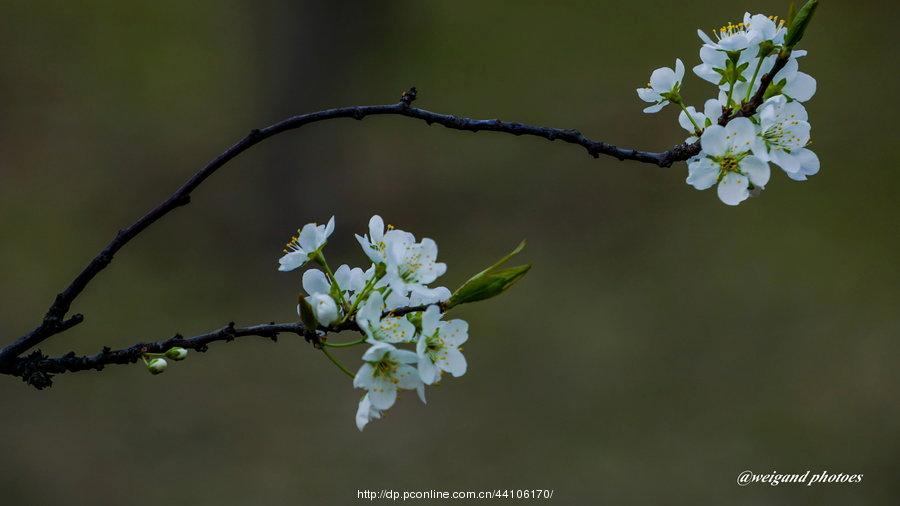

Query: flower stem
left=314, top=251, right=348, bottom=307
left=744, top=56, right=765, bottom=102
left=321, top=347, right=354, bottom=378
left=726, top=82, right=736, bottom=108
left=323, top=337, right=366, bottom=348
left=338, top=271, right=382, bottom=324
left=678, top=102, right=702, bottom=134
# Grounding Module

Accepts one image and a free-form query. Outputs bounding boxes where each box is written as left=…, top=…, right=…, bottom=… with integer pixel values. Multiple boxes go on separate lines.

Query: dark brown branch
left=8, top=322, right=308, bottom=389
left=718, top=51, right=791, bottom=125
left=7, top=308, right=424, bottom=389
left=0, top=87, right=700, bottom=368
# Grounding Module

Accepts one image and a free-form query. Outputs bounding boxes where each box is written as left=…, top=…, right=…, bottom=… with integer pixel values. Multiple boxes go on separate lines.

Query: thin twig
left=9, top=322, right=304, bottom=389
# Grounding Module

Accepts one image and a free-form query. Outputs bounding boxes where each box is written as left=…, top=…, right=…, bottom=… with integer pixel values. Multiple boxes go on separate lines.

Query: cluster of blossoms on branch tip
left=636, top=3, right=819, bottom=206
left=278, top=215, right=530, bottom=431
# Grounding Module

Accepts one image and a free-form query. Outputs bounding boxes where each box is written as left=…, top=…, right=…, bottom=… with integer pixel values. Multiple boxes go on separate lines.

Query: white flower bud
left=147, top=357, right=168, bottom=375
left=165, top=347, right=188, bottom=361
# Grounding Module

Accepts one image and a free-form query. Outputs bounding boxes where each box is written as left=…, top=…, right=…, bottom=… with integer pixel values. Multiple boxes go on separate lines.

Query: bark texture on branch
left=0, top=86, right=772, bottom=389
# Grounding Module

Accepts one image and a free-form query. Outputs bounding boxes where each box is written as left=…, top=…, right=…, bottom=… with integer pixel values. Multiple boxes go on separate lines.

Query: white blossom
left=301, top=269, right=339, bottom=326
left=384, top=237, right=447, bottom=295
left=695, top=13, right=784, bottom=53
left=678, top=98, right=723, bottom=142
left=416, top=305, right=468, bottom=385
left=751, top=95, right=818, bottom=180
left=333, top=264, right=366, bottom=303
left=355, top=215, right=415, bottom=264
left=743, top=13, right=786, bottom=45
left=353, top=342, right=422, bottom=410
left=278, top=216, right=335, bottom=272
left=693, top=44, right=756, bottom=89
left=356, top=291, right=416, bottom=344
left=686, top=117, right=770, bottom=206
left=636, top=58, right=685, bottom=113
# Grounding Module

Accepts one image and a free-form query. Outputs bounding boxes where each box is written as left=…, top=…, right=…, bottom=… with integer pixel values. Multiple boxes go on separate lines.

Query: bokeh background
left=1, top=0, right=897, bottom=504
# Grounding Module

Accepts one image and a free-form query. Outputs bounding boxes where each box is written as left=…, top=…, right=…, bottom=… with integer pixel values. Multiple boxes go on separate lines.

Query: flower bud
left=308, top=293, right=339, bottom=327
left=147, top=358, right=168, bottom=375
left=165, top=347, right=188, bottom=361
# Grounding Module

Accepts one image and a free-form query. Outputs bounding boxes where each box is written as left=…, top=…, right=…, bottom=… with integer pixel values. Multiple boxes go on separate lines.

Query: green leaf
left=448, top=265, right=531, bottom=308
left=787, top=2, right=798, bottom=25
left=785, top=0, right=818, bottom=48
left=447, top=240, right=531, bottom=308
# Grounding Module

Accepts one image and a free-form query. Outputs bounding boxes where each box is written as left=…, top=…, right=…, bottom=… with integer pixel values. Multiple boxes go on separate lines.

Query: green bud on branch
left=165, top=347, right=188, bottom=361
left=146, top=357, right=167, bottom=375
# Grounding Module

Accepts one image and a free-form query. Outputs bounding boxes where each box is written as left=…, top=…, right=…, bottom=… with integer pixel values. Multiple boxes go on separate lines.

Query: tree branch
left=8, top=322, right=308, bottom=389
left=0, top=87, right=710, bottom=384
left=718, top=51, right=791, bottom=125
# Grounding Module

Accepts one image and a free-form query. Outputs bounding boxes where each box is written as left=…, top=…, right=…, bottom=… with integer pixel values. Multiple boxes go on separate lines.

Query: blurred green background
left=1, top=0, right=897, bottom=504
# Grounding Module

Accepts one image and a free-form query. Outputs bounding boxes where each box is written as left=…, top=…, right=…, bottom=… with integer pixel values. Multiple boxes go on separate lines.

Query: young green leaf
left=785, top=0, right=818, bottom=48
left=447, top=240, right=531, bottom=308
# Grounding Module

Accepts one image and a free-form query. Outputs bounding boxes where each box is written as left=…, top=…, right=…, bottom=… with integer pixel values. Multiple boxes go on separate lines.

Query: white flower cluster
left=636, top=12, right=818, bottom=205
left=278, top=215, right=468, bottom=431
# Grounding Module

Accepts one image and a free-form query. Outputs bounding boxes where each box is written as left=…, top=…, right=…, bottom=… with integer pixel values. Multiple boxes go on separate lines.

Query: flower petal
left=783, top=72, right=816, bottom=102
left=418, top=356, right=440, bottom=385
left=379, top=316, right=416, bottom=343
left=297, top=222, right=319, bottom=252
left=700, top=125, right=728, bottom=157
left=353, top=363, right=375, bottom=389
left=686, top=157, right=719, bottom=190
left=649, top=66, right=676, bottom=91
left=396, top=364, right=422, bottom=390
left=302, top=268, right=331, bottom=296
left=362, top=342, right=393, bottom=362
left=771, top=149, right=801, bottom=174
left=642, top=102, right=667, bottom=114
left=439, top=319, right=469, bottom=346
left=717, top=172, right=750, bottom=206
left=724, top=117, right=756, bottom=152
left=438, top=348, right=467, bottom=377
left=368, top=215, right=384, bottom=243
left=421, top=305, right=441, bottom=336
left=391, top=348, right=419, bottom=364
left=740, top=156, right=770, bottom=187
left=278, top=250, right=307, bottom=272
left=636, top=88, right=658, bottom=103
left=794, top=147, right=820, bottom=177
left=367, top=379, right=397, bottom=410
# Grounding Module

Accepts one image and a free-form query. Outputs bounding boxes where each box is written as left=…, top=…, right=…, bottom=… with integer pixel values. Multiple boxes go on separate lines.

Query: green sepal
left=763, top=79, right=787, bottom=100
left=756, top=40, right=777, bottom=58
left=298, top=295, right=318, bottom=330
